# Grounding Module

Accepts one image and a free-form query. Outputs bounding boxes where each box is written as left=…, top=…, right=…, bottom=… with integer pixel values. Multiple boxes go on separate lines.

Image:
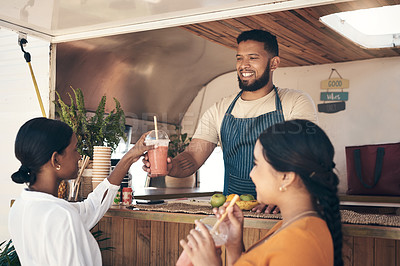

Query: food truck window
left=198, top=147, right=224, bottom=191
left=112, top=139, right=224, bottom=191
left=115, top=145, right=224, bottom=191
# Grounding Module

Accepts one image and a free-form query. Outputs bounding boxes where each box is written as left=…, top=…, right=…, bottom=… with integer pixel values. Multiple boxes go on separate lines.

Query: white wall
left=0, top=28, right=50, bottom=241
left=182, top=56, right=400, bottom=193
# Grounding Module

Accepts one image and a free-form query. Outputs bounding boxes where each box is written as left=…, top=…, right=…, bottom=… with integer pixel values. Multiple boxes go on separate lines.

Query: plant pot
left=92, top=147, right=111, bottom=190
left=165, top=174, right=196, bottom=188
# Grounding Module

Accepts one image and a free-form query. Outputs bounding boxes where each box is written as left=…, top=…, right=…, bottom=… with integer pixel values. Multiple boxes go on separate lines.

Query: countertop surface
left=131, top=187, right=400, bottom=209
left=133, top=187, right=221, bottom=200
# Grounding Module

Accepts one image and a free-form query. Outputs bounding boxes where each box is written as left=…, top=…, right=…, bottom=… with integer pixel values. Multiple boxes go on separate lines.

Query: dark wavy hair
left=11, top=117, right=73, bottom=186
left=237, top=29, right=279, bottom=57
left=258, top=119, right=343, bottom=266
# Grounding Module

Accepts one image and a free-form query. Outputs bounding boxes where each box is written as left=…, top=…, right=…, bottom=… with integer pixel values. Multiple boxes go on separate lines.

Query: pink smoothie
left=148, top=145, right=168, bottom=176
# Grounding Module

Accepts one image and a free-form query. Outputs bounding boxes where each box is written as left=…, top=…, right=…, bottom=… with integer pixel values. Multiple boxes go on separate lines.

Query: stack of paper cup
left=92, top=146, right=111, bottom=189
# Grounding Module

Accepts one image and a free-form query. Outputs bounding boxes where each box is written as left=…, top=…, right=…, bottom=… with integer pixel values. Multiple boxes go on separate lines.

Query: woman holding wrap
left=180, top=119, right=343, bottom=266
left=9, top=117, right=152, bottom=266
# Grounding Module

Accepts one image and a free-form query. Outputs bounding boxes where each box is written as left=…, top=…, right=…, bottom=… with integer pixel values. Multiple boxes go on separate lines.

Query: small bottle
left=122, top=187, right=133, bottom=206
left=113, top=188, right=121, bottom=205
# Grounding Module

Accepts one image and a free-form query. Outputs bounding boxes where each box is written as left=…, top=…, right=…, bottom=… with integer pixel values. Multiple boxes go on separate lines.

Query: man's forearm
left=168, top=152, right=198, bottom=178
left=167, top=138, right=216, bottom=178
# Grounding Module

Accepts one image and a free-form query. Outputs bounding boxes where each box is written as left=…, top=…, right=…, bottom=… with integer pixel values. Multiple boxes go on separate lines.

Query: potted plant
left=54, top=87, right=127, bottom=198
left=168, top=126, right=191, bottom=158
left=54, top=86, right=127, bottom=158
left=0, top=232, right=113, bottom=266
left=0, top=240, right=20, bottom=266
left=165, top=126, right=196, bottom=188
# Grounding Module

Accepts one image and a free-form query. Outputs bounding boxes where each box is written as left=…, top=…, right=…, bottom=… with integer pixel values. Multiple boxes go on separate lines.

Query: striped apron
left=220, top=86, right=285, bottom=196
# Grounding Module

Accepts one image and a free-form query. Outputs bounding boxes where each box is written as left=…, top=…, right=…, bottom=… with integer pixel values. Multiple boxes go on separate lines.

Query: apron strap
left=225, top=91, right=243, bottom=115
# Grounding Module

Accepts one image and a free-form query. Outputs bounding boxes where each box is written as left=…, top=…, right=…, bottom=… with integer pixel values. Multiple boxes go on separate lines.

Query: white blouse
left=9, top=178, right=119, bottom=266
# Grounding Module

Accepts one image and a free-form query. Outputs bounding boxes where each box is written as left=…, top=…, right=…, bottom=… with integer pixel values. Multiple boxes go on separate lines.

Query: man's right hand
left=142, top=138, right=216, bottom=178
left=141, top=153, right=172, bottom=176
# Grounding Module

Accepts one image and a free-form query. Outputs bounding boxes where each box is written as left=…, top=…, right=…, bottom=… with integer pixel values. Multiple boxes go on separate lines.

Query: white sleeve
left=287, top=91, right=318, bottom=124
left=70, top=178, right=119, bottom=229
left=192, top=104, right=220, bottom=144
left=45, top=208, right=98, bottom=266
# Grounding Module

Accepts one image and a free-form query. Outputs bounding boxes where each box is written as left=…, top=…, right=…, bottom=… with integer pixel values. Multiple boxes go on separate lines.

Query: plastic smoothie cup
left=176, top=216, right=228, bottom=266
left=145, top=130, right=170, bottom=177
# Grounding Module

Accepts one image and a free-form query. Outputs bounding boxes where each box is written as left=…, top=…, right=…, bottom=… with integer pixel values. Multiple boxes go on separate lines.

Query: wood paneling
left=178, top=223, right=194, bottom=254
left=342, top=235, right=354, bottom=266
left=110, top=217, right=124, bottom=266
left=397, top=240, right=400, bottom=266
left=136, top=220, right=151, bottom=265
left=122, top=219, right=136, bottom=265
left=150, top=221, right=165, bottom=265
left=164, top=222, right=180, bottom=265
left=97, top=211, right=400, bottom=266
left=354, top=236, right=375, bottom=266
left=182, top=0, right=400, bottom=67
left=97, top=216, right=113, bottom=266
left=243, top=228, right=261, bottom=251
left=374, top=238, right=396, bottom=266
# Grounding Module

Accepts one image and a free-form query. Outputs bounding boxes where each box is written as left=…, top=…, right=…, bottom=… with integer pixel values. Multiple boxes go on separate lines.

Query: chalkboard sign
left=318, top=102, right=346, bottom=113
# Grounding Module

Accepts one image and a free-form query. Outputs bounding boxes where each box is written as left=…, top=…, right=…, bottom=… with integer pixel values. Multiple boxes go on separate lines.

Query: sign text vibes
left=320, top=92, right=348, bottom=101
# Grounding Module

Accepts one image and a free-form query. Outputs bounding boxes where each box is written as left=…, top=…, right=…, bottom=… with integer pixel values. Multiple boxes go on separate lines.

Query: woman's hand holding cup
left=213, top=202, right=244, bottom=249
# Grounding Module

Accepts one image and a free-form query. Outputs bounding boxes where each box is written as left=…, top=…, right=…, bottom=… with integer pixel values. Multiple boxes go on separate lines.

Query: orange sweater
left=234, top=216, right=333, bottom=266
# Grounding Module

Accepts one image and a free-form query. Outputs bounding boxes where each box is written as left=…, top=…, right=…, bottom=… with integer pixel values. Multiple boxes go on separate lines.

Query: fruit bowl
left=235, top=200, right=259, bottom=210
left=211, top=193, right=259, bottom=210
left=210, top=193, right=226, bottom=208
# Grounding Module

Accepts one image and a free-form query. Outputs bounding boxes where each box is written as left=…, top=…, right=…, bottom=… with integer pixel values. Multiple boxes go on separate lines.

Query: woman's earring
left=56, top=165, right=61, bottom=171
left=279, top=186, right=287, bottom=192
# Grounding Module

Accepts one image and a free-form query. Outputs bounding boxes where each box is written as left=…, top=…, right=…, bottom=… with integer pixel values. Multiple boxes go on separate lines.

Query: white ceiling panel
left=0, top=0, right=347, bottom=42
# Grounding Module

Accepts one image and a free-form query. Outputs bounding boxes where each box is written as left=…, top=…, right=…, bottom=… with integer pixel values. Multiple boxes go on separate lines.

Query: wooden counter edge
left=105, top=207, right=400, bottom=240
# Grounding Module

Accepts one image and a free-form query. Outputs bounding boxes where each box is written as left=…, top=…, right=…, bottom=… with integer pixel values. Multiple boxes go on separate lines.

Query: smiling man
left=143, top=29, right=317, bottom=213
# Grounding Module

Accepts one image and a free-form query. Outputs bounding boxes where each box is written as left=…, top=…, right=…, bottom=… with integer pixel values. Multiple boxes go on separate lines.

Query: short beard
left=238, top=62, right=270, bottom=92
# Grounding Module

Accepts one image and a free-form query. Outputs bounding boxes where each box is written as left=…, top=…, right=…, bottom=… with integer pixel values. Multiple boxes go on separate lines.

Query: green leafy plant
left=54, top=87, right=127, bottom=158
left=0, top=240, right=20, bottom=266
left=168, top=126, right=192, bottom=158
left=91, top=230, right=115, bottom=252
left=0, top=231, right=113, bottom=266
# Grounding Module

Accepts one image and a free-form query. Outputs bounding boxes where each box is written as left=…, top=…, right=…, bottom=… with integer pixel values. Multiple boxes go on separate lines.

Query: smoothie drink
left=147, top=145, right=169, bottom=176
left=145, top=130, right=170, bottom=177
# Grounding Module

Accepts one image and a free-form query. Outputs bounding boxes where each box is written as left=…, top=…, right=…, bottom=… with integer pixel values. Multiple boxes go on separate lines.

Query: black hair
left=258, top=119, right=343, bottom=266
left=237, top=29, right=279, bottom=57
left=11, top=117, right=73, bottom=186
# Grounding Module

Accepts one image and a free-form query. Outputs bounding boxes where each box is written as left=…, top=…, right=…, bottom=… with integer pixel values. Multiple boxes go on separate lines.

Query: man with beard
left=143, top=29, right=317, bottom=213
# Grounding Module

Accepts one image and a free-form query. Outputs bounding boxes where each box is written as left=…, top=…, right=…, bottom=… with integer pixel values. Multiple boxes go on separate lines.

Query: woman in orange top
left=180, top=119, right=343, bottom=266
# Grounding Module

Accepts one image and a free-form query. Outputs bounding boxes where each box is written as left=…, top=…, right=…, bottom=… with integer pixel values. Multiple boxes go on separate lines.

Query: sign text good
left=320, top=78, right=349, bottom=89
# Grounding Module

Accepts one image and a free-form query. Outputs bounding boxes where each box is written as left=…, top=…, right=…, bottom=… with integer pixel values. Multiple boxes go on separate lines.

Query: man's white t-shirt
left=193, top=87, right=318, bottom=146
left=9, top=179, right=119, bottom=266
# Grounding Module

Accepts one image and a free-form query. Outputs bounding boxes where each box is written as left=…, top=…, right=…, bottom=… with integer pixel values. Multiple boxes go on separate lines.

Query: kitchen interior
left=1, top=0, right=399, bottom=265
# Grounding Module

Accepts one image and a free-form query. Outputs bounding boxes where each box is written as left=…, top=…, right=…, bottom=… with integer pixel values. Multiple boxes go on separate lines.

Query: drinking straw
left=210, top=194, right=240, bottom=234
left=73, top=155, right=91, bottom=201
left=153, top=116, right=158, bottom=140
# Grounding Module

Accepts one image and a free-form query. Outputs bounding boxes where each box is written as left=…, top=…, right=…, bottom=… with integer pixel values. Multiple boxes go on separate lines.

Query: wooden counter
left=93, top=206, right=400, bottom=266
